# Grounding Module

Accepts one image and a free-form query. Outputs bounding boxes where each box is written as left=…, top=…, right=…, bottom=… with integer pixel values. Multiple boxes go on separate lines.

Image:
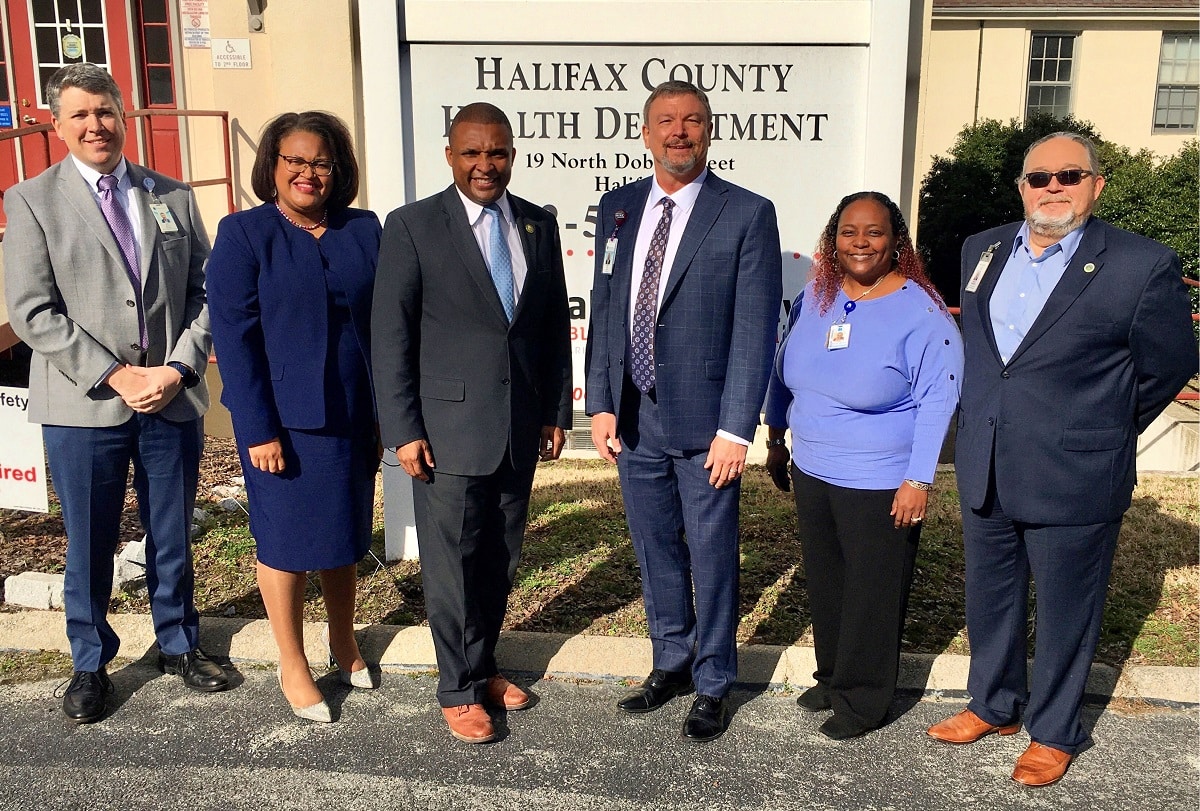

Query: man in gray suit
left=372, top=102, right=571, bottom=744
left=3, top=63, right=229, bottom=724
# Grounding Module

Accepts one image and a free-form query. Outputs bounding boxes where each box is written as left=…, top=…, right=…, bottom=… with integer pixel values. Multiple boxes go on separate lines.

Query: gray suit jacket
left=3, top=158, right=211, bottom=427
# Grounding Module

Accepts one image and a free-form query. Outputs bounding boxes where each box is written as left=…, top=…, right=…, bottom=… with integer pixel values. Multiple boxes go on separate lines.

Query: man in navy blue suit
left=585, top=80, right=782, bottom=742
left=927, top=132, right=1196, bottom=786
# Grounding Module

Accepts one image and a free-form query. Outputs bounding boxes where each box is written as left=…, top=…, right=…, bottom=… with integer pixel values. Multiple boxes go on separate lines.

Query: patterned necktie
left=98, top=174, right=146, bottom=349
left=630, top=197, right=674, bottom=393
left=483, top=204, right=516, bottom=322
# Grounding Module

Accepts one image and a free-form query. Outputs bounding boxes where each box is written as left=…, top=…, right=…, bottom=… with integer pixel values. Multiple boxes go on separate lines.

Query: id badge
left=149, top=201, right=179, bottom=234
left=602, top=238, right=618, bottom=274
left=826, top=322, right=850, bottom=350
left=965, top=243, right=1000, bottom=293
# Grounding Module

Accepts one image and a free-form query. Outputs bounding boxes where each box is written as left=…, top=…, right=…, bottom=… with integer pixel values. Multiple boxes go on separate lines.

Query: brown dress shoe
left=486, top=674, right=532, bottom=711
left=927, top=708, right=1020, bottom=743
left=442, top=704, right=496, bottom=743
left=1012, top=742, right=1072, bottom=786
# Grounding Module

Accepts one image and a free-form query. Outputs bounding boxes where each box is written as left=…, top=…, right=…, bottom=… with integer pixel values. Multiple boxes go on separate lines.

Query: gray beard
left=1027, top=208, right=1086, bottom=241
left=657, top=151, right=698, bottom=175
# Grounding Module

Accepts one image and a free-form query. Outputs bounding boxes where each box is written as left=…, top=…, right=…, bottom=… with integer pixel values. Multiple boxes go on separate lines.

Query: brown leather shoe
left=486, top=674, right=532, bottom=711
left=442, top=704, right=496, bottom=743
left=1012, top=742, right=1072, bottom=786
left=927, top=708, right=1020, bottom=744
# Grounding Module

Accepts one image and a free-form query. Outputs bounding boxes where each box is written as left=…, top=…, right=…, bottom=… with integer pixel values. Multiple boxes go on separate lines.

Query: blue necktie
left=483, top=204, right=515, bottom=322
left=98, top=174, right=146, bottom=349
left=630, top=197, right=674, bottom=393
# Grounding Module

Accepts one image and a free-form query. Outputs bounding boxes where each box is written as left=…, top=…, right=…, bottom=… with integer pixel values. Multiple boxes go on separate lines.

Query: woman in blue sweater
left=765, top=191, right=963, bottom=740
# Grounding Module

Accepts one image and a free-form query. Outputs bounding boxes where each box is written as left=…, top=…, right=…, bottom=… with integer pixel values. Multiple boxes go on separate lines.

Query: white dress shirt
left=455, top=188, right=529, bottom=299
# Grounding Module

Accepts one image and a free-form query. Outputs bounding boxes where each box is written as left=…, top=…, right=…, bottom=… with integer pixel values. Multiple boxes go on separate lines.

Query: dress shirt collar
left=647, top=168, right=707, bottom=215
left=456, top=187, right=516, bottom=227
left=72, top=155, right=129, bottom=193
left=1012, top=217, right=1088, bottom=265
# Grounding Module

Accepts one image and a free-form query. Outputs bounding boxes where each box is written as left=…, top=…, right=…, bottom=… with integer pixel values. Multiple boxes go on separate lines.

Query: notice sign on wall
left=0, top=387, right=48, bottom=513
left=408, top=44, right=868, bottom=404
left=211, top=38, right=252, bottom=69
left=181, top=0, right=211, bottom=48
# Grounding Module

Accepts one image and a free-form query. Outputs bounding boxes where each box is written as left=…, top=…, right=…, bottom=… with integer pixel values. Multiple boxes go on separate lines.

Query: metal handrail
left=0, top=108, right=234, bottom=215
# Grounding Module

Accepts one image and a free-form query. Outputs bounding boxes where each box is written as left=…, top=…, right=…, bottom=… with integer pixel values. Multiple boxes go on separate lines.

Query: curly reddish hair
left=811, top=191, right=945, bottom=316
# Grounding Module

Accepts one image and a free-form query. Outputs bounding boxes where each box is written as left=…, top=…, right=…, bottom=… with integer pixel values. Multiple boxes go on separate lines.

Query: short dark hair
left=46, top=63, right=123, bottom=118
left=448, top=102, right=513, bottom=141
left=251, top=111, right=359, bottom=208
left=642, top=80, right=712, bottom=124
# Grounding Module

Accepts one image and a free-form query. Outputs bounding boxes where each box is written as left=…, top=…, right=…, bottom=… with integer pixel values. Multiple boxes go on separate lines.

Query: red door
left=6, top=0, right=137, bottom=179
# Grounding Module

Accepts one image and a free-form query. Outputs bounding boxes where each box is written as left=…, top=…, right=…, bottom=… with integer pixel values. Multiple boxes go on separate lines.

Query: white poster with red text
left=0, top=386, right=48, bottom=512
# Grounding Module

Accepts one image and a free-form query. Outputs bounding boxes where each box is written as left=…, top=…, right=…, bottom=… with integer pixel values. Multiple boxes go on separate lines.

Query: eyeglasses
left=1019, top=169, right=1094, bottom=188
left=278, top=154, right=335, bottom=177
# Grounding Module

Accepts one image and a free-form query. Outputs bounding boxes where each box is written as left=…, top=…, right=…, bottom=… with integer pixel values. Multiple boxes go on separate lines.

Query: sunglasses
left=1020, top=169, right=1094, bottom=188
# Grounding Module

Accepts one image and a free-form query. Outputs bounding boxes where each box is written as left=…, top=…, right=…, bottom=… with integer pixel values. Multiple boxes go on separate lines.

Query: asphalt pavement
left=0, top=656, right=1196, bottom=811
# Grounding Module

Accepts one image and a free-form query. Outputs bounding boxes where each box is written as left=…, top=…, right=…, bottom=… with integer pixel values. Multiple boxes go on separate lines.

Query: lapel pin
left=524, top=223, right=534, bottom=234
left=1083, top=262, right=1096, bottom=273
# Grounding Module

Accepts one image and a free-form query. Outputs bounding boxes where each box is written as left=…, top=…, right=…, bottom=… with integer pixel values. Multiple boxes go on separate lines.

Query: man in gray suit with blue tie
left=586, top=81, right=782, bottom=742
left=3, top=64, right=229, bottom=724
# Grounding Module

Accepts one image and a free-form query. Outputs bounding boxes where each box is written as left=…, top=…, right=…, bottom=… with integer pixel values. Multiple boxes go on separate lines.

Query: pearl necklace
left=275, top=202, right=327, bottom=231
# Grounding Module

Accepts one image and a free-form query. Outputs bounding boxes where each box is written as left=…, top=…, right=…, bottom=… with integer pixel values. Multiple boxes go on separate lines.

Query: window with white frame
left=1154, top=33, right=1198, bottom=131
left=1026, top=34, right=1075, bottom=119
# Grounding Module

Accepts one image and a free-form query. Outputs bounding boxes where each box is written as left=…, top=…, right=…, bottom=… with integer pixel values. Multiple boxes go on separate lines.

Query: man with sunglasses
left=927, top=132, right=1196, bottom=786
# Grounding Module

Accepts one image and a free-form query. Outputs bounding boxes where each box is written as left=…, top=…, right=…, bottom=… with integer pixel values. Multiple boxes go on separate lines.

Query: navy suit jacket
left=955, top=217, right=1196, bottom=525
left=207, top=204, right=381, bottom=446
left=584, top=172, right=782, bottom=449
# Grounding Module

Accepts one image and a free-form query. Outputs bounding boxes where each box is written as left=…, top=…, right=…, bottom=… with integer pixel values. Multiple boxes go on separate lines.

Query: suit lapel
left=1006, top=219, right=1107, bottom=366
left=511, top=197, right=538, bottom=322
left=974, top=228, right=1018, bottom=365
left=58, top=161, right=130, bottom=276
left=126, top=164, right=160, bottom=289
left=439, top=185, right=509, bottom=326
left=661, top=173, right=726, bottom=306
left=609, top=179, right=650, bottom=335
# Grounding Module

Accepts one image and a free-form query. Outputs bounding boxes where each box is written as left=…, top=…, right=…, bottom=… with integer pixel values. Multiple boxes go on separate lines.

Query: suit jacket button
left=987, top=417, right=995, bottom=426
left=130, top=344, right=140, bottom=351
left=1001, top=371, right=1010, bottom=379
left=501, top=378, right=510, bottom=385
left=126, top=299, right=135, bottom=307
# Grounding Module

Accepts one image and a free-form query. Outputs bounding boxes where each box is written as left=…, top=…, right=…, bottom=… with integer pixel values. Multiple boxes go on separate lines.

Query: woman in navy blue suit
left=208, top=112, right=381, bottom=722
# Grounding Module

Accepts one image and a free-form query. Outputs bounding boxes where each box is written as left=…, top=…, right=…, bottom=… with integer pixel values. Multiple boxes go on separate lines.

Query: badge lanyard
left=965, top=241, right=1002, bottom=293
left=601, top=209, right=627, bottom=275
left=826, top=271, right=890, bottom=350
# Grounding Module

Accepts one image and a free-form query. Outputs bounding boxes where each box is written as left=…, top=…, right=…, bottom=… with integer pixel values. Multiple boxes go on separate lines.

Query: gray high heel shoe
left=276, top=666, right=332, bottom=723
left=323, top=629, right=378, bottom=689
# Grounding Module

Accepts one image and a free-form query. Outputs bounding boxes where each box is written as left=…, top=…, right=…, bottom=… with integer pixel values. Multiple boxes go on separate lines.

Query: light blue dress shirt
left=989, top=220, right=1088, bottom=364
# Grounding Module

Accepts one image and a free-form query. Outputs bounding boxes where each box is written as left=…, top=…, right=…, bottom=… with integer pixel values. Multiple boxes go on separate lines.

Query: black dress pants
left=411, top=455, right=536, bottom=707
left=791, top=466, right=920, bottom=729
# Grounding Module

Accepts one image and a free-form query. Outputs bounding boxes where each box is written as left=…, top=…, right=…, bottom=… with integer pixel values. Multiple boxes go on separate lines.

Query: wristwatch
left=766, top=437, right=786, bottom=448
left=904, top=479, right=934, bottom=491
left=166, top=361, right=200, bottom=389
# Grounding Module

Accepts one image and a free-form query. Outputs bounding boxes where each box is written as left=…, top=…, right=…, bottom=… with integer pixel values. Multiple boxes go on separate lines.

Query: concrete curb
left=2, top=610, right=1197, bottom=705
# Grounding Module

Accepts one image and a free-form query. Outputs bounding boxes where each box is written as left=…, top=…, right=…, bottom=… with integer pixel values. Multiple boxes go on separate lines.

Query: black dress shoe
left=819, top=713, right=874, bottom=741
left=617, top=668, right=694, bottom=713
left=683, top=694, right=729, bottom=742
left=62, top=668, right=112, bottom=724
left=158, top=648, right=231, bottom=692
left=795, top=684, right=831, bottom=712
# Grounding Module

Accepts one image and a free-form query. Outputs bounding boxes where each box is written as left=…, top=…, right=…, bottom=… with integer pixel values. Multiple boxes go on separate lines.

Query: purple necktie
left=630, top=197, right=674, bottom=393
left=97, top=174, right=146, bottom=349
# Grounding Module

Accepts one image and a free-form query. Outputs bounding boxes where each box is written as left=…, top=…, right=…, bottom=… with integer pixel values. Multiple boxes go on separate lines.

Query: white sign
left=211, top=38, right=252, bottom=70
left=181, top=0, right=211, bottom=48
left=408, top=44, right=868, bottom=406
left=0, top=387, right=48, bottom=513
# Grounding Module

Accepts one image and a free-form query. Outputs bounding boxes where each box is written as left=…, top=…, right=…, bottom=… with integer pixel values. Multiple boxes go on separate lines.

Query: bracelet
left=766, top=437, right=786, bottom=448
left=904, top=479, right=933, bottom=491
